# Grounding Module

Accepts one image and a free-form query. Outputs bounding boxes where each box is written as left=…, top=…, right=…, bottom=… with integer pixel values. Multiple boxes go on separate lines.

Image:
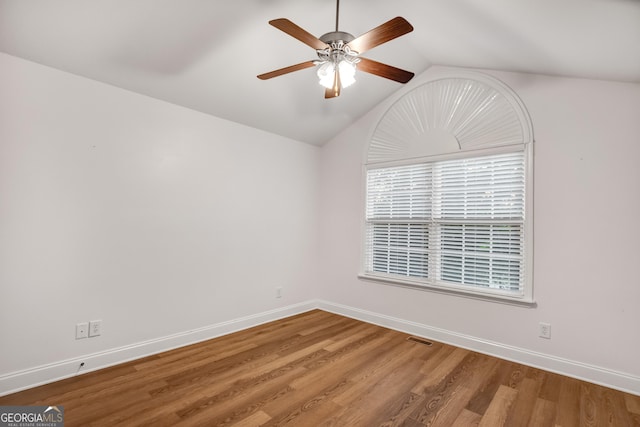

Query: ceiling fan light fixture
left=317, top=59, right=356, bottom=89
left=316, top=41, right=359, bottom=90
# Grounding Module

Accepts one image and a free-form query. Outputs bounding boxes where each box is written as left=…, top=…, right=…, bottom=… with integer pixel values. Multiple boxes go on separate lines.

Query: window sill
left=358, top=273, right=537, bottom=308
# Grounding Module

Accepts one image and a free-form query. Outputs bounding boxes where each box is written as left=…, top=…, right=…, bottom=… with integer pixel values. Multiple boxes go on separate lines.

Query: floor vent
left=407, top=336, right=433, bottom=346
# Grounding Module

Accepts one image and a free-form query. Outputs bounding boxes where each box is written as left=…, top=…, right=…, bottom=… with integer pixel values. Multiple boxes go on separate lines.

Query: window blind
left=365, top=152, right=526, bottom=297
left=365, top=164, right=431, bottom=279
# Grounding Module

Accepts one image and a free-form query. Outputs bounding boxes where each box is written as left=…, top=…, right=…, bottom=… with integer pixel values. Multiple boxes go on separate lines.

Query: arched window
left=361, top=71, right=534, bottom=303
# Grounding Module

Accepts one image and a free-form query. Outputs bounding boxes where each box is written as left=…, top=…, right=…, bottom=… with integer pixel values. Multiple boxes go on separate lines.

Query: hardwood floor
left=1, top=310, right=639, bottom=426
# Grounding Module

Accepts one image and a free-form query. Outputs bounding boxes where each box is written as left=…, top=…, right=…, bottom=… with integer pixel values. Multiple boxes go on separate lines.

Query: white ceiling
left=1, top=0, right=639, bottom=146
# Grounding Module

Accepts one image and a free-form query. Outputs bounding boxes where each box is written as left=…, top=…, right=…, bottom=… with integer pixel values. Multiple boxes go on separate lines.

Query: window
left=363, top=150, right=531, bottom=302
left=362, top=73, right=534, bottom=303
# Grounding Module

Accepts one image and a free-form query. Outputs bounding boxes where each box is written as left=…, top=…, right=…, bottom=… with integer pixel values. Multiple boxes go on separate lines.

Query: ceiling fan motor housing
left=319, top=31, right=355, bottom=45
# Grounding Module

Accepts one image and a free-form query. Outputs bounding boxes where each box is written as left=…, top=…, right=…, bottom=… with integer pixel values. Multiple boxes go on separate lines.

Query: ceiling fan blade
left=325, top=87, right=339, bottom=99
left=257, top=60, right=317, bottom=80
left=325, top=70, right=341, bottom=98
left=347, top=17, right=413, bottom=54
left=269, top=18, right=329, bottom=50
left=357, top=57, right=415, bottom=83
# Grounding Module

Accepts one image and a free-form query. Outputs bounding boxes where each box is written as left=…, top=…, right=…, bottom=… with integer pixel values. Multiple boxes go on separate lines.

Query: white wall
left=2, top=51, right=639, bottom=396
left=0, top=52, right=320, bottom=387
left=318, top=66, right=640, bottom=392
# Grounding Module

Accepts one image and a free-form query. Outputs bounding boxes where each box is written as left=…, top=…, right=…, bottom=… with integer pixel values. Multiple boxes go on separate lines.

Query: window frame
left=359, top=143, right=534, bottom=305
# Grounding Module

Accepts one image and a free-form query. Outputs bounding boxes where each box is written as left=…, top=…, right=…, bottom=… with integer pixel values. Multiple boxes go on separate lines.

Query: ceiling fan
left=257, top=0, right=415, bottom=99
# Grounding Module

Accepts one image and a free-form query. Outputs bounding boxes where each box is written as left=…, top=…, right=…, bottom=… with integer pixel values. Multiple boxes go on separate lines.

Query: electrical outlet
left=539, top=322, right=551, bottom=339
left=276, top=287, right=283, bottom=299
left=76, top=322, right=89, bottom=339
left=89, top=320, right=102, bottom=337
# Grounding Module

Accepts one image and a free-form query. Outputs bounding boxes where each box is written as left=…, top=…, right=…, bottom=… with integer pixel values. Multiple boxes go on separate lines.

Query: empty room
left=1, top=0, right=639, bottom=425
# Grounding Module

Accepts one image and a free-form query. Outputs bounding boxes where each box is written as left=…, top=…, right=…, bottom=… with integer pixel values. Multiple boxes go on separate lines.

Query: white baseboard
left=0, top=301, right=316, bottom=397
left=316, top=300, right=640, bottom=396
left=3, top=299, right=639, bottom=397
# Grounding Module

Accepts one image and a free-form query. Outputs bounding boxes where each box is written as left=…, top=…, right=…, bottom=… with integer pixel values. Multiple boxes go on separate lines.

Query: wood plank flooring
left=1, top=310, right=639, bottom=426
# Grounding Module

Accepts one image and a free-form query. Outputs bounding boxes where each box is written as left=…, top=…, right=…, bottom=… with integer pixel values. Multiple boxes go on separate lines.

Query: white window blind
left=364, top=151, right=527, bottom=298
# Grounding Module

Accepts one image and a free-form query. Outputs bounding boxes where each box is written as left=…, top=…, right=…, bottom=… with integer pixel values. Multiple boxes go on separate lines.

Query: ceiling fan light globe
left=317, top=62, right=336, bottom=88
left=338, top=60, right=356, bottom=88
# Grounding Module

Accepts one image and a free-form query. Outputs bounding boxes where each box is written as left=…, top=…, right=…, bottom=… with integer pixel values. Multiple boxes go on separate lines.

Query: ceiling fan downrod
left=319, top=0, right=356, bottom=50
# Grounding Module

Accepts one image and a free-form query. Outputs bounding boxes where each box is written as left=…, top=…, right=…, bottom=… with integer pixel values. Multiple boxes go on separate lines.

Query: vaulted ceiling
left=1, top=0, right=639, bottom=146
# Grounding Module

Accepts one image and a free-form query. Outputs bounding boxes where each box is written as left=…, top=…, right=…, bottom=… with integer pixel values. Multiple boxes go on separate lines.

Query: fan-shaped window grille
left=361, top=72, right=534, bottom=303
